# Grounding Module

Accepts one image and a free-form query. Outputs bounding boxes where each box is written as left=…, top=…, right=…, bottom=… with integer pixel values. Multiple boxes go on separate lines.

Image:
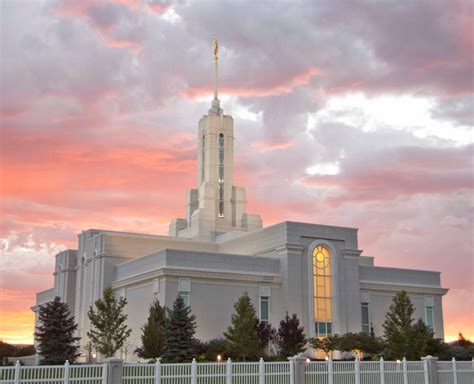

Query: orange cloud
left=184, top=67, right=323, bottom=99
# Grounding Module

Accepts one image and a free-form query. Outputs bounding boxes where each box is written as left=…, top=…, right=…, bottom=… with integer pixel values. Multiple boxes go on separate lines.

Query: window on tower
left=218, top=134, right=224, bottom=218
left=201, top=135, right=205, bottom=182
left=313, top=245, right=332, bottom=336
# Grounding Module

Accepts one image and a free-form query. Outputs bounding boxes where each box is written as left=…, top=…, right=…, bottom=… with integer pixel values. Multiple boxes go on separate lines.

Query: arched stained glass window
left=313, top=245, right=332, bottom=336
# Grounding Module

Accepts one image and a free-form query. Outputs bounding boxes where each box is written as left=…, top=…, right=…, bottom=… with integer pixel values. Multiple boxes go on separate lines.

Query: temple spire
left=213, top=36, right=219, bottom=100
left=209, top=36, right=222, bottom=115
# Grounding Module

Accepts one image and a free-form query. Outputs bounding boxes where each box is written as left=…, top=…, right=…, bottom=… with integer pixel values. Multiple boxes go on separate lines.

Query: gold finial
left=213, top=36, right=218, bottom=62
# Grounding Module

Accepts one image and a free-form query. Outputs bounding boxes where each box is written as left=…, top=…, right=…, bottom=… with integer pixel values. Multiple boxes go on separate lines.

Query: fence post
left=102, top=361, right=107, bottom=384
left=288, top=355, right=306, bottom=384
left=154, top=359, right=161, bottom=384
left=64, top=360, right=70, bottom=384
left=422, top=355, right=439, bottom=384
left=226, top=358, right=232, bottom=384
left=289, top=358, right=294, bottom=384
left=380, top=357, right=385, bottom=384
left=103, top=357, right=122, bottom=384
left=403, top=357, right=408, bottom=384
left=14, top=361, right=20, bottom=384
left=191, top=358, right=197, bottom=384
left=355, top=357, right=360, bottom=384
left=452, top=357, right=457, bottom=384
left=259, top=358, right=265, bottom=384
left=328, top=358, right=334, bottom=384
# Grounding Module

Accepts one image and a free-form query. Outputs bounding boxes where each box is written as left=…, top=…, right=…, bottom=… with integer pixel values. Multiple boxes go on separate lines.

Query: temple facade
left=33, top=41, right=448, bottom=361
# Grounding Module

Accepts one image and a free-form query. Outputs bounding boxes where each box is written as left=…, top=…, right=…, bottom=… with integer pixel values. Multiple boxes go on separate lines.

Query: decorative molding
left=275, top=244, right=306, bottom=254
left=178, top=278, right=191, bottom=292
left=111, top=267, right=283, bottom=289
left=360, top=290, right=370, bottom=303
left=360, top=281, right=449, bottom=295
left=424, top=295, right=434, bottom=306
left=153, top=278, right=160, bottom=294
left=342, top=249, right=363, bottom=259
left=260, top=284, right=271, bottom=297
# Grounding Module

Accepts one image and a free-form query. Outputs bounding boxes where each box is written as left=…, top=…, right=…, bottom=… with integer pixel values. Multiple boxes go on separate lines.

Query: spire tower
left=169, top=37, right=262, bottom=241
left=210, top=36, right=222, bottom=115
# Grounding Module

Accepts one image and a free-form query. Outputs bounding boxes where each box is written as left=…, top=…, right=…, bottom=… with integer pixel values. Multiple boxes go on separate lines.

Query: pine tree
left=34, top=296, right=80, bottom=365
left=162, top=295, right=198, bottom=362
left=87, top=287, right=132, bottom=358
left=135, top=300, right=166, bottom=360
left=224, top=293, right=260, bottom=361
left=256, top=320, right=277, bottom=355
left=277, top=313, right=306, bottom=357
left=382, top=290, right=419, bottom=359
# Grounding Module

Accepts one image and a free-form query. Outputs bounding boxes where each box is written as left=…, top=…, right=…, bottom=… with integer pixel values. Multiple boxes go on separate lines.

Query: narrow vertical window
left=218, top=133, right=224, bottom=218
left=361, top=303, right=369, bottom=335
left=179, top=292, right=189, bottom=307
left=260, top=296, right=269, bottom=322
left=313, top=245, right=331, bottom=336
left=201, top=135, right=205, bottom=182
left=425, top=306, right=434, bottom=330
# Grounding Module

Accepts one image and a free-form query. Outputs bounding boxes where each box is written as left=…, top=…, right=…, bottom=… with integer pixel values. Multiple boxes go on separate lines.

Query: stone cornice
left=275, top=244, right=306, bottom=253
left=342, top=249, right=363, bottom=259
left=360, top=280, right=449, bottom=295
left=111, top=267, right=283, bottom=289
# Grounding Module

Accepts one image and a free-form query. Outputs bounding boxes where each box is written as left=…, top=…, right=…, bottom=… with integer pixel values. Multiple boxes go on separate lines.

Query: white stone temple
left=33, top=40, right=448, bottom=360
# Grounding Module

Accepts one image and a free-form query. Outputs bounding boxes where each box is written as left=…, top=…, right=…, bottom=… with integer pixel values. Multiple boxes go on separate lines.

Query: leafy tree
left=202, top=338, right=229, bottom=361
left=426, top=338, right=452, bottom=360
left=457, top=333, right=473, bottom=349
left=135, top=300, right=166, bottom=361
left=277, top=313, right=306, bottom=357
left=382, top=291, right=415, bottom=359
left=163, top=295, right=198, bottom=362
left=224, top=293, right=260, bottom=361
left=309, top=335, right=340, bottom=358
left=87, top=288, right=132, bottom=358
left=449, top=334, right=474, bottom=360
left=256, top=320, right=277, bottom=355
left=34, top=296, right=80, bottom=364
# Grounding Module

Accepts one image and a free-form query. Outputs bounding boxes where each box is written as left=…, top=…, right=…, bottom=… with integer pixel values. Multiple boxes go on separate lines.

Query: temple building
left=33, top=40, right=448, bottom=360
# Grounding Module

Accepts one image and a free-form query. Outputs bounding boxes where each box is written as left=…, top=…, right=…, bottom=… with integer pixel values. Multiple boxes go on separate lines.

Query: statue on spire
left=210, top=35, right=222, bottom=114
left=213, top=36, right=219, bottom=62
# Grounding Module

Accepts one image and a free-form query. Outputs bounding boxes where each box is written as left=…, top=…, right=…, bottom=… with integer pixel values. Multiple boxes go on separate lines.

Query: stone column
left=288, top=355, right=307, bottom=384
left=103, top=357, right=123, bottom=384
left=422, top=355, right=439, bottom=384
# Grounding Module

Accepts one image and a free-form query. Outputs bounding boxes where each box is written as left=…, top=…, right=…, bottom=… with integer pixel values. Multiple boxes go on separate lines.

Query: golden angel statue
left=213, top=36, right=218, bottom=62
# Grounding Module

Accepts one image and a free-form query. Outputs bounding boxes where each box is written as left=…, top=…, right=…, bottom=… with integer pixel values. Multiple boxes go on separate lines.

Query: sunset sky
left=1, top=0, right=473, bottom=344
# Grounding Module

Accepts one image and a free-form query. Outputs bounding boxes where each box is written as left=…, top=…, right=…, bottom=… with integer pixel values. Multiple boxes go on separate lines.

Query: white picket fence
left=122, top=359, right=291, bottom=384
left=0, top=357, right=472, bottom=384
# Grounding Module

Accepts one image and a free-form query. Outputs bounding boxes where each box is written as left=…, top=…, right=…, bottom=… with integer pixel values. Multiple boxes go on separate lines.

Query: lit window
left=260, top=296, right=269, bottom=322
left=313, top=245, right=331, bottom=336
left=201, top=135, right=205, bottom=182
left=361, top=303, right=369, bottom=335
left=179, top=292, right=189, bottom=307
left=218, top=134, right=224, bottom=218
left=425, top=306, right=434, bottom=330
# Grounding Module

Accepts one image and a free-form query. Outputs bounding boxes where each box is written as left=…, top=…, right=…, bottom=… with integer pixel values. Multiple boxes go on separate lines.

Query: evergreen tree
left=34, top=296, right=80, bottom=365
left=383, top=291, right=436, bottom=360
left=163, top=295, right=198, bottom=362
left=277, top=313, right=306, bottom=357
left=224, top=293, right=260, bottom=361
left=256, top=320, right=277, bottom=355
left=382, top=291, right=415, bottom=359
left=135, top=300, right=166, bottom=361
left=87, top=287, right=132, bottom=358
